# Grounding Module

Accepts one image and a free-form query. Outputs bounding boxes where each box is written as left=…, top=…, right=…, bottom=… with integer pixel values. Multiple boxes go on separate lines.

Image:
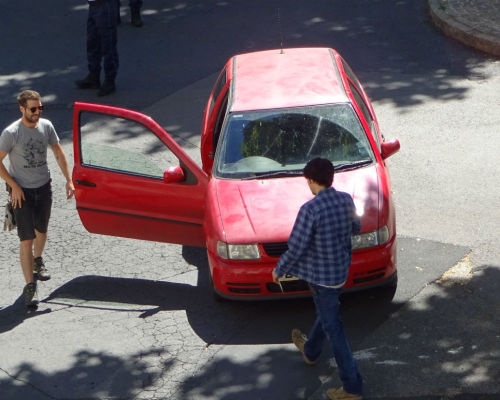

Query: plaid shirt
left=275, top=187, right=361, bottom=286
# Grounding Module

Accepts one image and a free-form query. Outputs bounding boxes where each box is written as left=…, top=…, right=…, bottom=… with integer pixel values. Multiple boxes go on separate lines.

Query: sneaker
left=291, top=328, right=317, bottom=365
left=23, top=282, right=38, bottom=307
left=75, top=74, right=101, bottom=89
left=97, top=80, right=116, bottom=96
left=34, top=256, right=51, bottom=281
left=326, top=387, right=362, bottom=400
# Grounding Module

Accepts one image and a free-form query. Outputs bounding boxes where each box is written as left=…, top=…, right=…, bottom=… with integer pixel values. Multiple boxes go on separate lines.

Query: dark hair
left=17, top=90, right=41, bottom=108
left=303, top=158, right=335, bottom=187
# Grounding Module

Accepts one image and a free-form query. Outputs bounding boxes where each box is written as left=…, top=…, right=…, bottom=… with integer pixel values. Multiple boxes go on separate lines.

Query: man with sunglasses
left=0, top=90, right=75, bottom=308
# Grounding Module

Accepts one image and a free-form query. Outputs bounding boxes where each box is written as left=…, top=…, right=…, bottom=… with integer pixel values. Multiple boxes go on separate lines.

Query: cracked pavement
left=1, top=1, right=499, bottom=399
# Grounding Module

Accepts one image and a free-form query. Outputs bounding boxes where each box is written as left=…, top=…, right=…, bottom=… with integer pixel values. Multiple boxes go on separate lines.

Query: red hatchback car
left=72, top=47, right=400, bottom=300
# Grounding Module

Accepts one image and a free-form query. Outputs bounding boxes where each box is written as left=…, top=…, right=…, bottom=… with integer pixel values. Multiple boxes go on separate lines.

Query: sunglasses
left=26, top=105, right=44, bottom=113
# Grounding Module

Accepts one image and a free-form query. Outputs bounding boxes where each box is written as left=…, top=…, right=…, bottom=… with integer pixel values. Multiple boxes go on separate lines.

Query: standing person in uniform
left=272, top=157, right=363, bottom=400
left=0, top=90, right=75, bottom=307
left=75, top=0, right=119, bottom=97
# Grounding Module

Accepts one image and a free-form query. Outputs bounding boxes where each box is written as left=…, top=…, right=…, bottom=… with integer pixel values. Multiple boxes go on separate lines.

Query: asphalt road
left=0, top=1, right=499, bottom=399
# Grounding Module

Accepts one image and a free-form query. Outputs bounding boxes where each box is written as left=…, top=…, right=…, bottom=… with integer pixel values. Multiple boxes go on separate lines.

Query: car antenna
left=276, top=8, right=284, bottom=54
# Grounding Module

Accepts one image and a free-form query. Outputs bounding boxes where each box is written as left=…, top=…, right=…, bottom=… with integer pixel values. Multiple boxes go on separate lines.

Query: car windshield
left=214, top=104, right=375, bottom=179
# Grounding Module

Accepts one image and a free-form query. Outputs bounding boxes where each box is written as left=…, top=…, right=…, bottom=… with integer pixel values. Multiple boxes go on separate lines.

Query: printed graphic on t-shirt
left=23, top=137, right=47, bottom=168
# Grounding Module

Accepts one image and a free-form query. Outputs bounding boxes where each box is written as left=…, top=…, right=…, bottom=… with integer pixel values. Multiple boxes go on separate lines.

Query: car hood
left=215, top=166, right=380, bottom=244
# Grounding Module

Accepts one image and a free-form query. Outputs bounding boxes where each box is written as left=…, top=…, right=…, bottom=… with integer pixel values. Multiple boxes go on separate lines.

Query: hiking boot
left=75, top=74, right=101, bottom=89
left=131, top=10, right=143, bottom=27
left=23, top=282, right=38, bottom=307
left=326, top=387, right=362, bottom=400
left=34, top=256, right=51, bottom=281
left=291, top=328, right=317, bottom=365
left=97, top=80, right=116, bottom=96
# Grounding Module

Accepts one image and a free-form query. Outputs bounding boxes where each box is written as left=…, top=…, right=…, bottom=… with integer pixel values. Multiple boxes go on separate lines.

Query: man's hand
left=10, top=182, right=25, bottom=209
left=65, top=180, right=75, bottom=199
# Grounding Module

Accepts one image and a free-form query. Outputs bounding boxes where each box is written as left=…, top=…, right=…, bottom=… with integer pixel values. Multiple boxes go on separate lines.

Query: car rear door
left=72, top=102, right=208, bottom=247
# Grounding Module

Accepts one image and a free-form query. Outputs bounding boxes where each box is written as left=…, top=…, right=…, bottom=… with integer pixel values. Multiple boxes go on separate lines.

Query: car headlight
left=351, top=226, right=389, bottom=250
left=216, top=241, right=261, bottom=260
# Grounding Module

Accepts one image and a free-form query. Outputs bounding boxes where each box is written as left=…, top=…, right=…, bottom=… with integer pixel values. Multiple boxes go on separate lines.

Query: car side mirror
left=163, top=165, right=185, bottom=183
left=381, top=139, right=400, bottom=160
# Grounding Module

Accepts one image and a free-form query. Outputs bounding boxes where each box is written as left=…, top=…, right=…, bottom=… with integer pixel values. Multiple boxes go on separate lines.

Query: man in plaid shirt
left=272, top=157, right=363, bottom=400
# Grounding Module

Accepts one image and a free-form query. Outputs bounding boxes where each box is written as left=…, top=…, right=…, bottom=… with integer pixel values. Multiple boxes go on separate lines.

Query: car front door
left=72, top=102, right=208, bottom=247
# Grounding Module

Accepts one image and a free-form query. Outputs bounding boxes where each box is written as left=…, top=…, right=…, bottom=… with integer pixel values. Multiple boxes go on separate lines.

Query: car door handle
left=75, top=180, right=97, bottom=187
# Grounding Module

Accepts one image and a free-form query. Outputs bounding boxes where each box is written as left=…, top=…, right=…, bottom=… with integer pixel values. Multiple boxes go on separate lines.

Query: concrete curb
left=428, top=0, right=500, bottom=57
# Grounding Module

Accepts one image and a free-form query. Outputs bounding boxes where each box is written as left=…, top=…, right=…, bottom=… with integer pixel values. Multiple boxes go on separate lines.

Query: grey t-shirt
left=0, top=118, right=59, bottom=188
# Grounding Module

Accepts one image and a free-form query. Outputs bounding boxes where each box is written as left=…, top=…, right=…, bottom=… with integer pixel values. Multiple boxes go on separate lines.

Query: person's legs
left=129, top=0, right=143, bottom=8
left=20, top=239, right=35, bottom=284
left=13, top=187, right=45, bottom=306
left=312, top=284, right=363, bottom=396
left=76, top=4, right=102, bottom=88
left=32, top=181, right=52, bottom=280
left=129, top=0, right=143, bottom=26
left=20, top=239, right=37, bottom=307
left=33, top=230, right=47, bottom=259
left=95, top=1, right=118, bottom=95
left=87, top=7, right=102, bottom=79
left=13, top=190, right=36, bottom=284
left=303, top=296, right=328, bottom=361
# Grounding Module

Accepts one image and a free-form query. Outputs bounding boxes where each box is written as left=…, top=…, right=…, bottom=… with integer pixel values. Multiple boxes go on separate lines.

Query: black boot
left=75, top=74, right=100, bottom=89
left=98, top=80, right=116, bottom=96
left=131, top=9, right=143, bottom=27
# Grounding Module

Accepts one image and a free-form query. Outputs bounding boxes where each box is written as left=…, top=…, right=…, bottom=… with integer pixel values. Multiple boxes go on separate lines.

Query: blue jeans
left=304, top=284, right=363, bottom=395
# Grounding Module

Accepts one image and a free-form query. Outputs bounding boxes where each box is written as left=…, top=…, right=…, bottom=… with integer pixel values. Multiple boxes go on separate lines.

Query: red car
left=72, top=47, right=400, bottom=300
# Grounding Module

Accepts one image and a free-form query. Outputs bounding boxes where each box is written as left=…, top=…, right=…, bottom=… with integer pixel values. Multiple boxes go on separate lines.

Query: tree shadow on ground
left=176, top=265, right=500, bottom=400
left=1, top=246, right=494, bottom=399
left=0, top=0, right=494, bottom=140
left=0, top=348, right=173, bottom=400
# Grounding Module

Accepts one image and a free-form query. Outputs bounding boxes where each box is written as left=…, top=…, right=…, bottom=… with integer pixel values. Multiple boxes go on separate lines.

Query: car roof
left=230, top=47, right=349, bottom=112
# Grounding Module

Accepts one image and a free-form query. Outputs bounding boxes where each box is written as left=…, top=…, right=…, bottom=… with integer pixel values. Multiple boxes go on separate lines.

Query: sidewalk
left=428, top=0, right=500, bottom=56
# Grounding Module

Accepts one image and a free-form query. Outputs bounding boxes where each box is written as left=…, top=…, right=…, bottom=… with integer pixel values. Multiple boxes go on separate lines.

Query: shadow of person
left=0, top=294, right=51, bottom=335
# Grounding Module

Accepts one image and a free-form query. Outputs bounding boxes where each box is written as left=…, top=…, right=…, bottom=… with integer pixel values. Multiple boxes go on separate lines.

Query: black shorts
left=13, top=180, right=53, bottom=241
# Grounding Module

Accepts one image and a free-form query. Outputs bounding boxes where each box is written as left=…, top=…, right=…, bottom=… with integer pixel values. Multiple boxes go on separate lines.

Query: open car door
left=72, top=102, right=208, bottom=247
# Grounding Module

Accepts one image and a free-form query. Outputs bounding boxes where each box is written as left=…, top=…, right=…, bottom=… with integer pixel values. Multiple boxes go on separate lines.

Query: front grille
left=228, top=287, right=261, bottom=294
left=266, top=280, right=309, bottom=293
left=262, top=242, right=288, bottom=258
left=226, top=282, right=261, bottom=294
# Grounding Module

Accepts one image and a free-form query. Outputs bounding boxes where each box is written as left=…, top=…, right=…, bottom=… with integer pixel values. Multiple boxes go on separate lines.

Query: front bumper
left=208, top=236, right=397, bottom=300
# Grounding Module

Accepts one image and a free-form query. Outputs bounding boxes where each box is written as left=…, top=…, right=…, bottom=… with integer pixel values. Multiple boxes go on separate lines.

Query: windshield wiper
left=335, top=160, right=372, bottom=172
left=241, top=170, right=303, bottom=180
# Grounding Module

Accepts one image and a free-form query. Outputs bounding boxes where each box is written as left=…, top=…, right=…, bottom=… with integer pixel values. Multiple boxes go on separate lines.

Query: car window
left=214, top=104, right=375, bottom=179
left=348, top=82, right=381, bottom=152
left=79, top=111, right=179, bottom=179
left=208, top=68, right=227, bottom=117
left=341, top=59, right=364, bottom=98
left=212, top=92, right=229, bottom=150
